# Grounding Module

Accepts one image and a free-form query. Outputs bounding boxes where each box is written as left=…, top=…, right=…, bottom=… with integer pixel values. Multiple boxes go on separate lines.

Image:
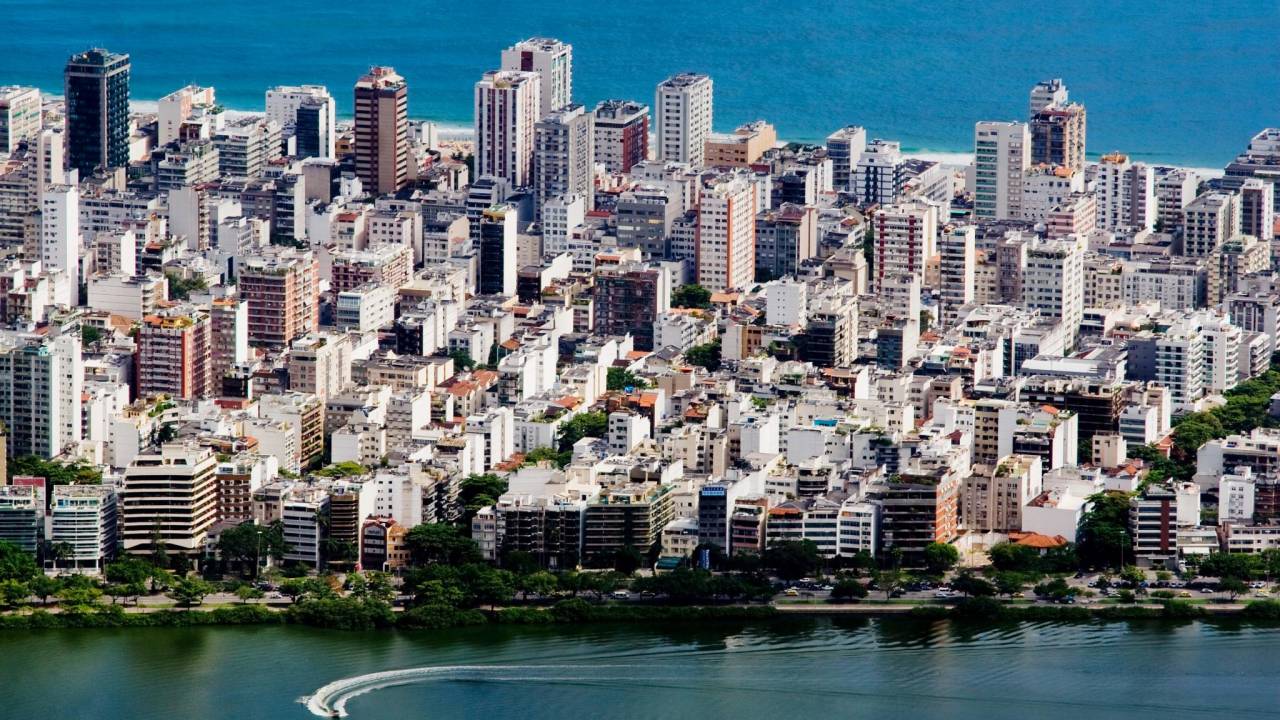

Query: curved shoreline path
left=302, top=664, right=622, bottom=718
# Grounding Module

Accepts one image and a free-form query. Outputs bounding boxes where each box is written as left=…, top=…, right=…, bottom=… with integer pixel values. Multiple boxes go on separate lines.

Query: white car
left=934, top=590, right=956, bottom=598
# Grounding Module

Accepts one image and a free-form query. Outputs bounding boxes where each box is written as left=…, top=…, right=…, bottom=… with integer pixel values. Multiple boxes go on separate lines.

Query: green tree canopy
left=0, top=541, right=38, bottom=582
left=671, top=284, right=712, bottom=309
left=557, top=411, right=608, bottom=453
left=404, top=523, right=483, bottom=566
left=1076, top=491, right=1134, bottom=570
left=684, top=339, right=722, bottom=371
left=764, top=540, right=821, bottom=581
left=607, top=367, right=649, bottom=392
left=217, top=521, right=289, bottom=576
left=922, top=542, right=959, bottom=575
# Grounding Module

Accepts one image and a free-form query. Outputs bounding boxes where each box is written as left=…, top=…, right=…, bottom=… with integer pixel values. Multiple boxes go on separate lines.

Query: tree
left=1119, top=565, right=1146, bottom=587
left=830, top=579, right=869, bottom=602
left=612, top=546, right=645, bottom=576
left=1198, top=552, right=1261, bottom=581
left=405, top=524, right=483, bottom=566
left=0, top=579, right=29, bottom=608
left=874, top=569, right=903, bottom=601
left=449, top=349, right=476, bottom=372
left=1261, top=549, right=1280, bottom=580
left=1219, top=576, right=1248, bottom=601
left=81, top=324, right=104, bottom=346
left=7, top=456, right=102, bottom=488
left=684, top=340, right=722, bottom=371
left=346, top=571, right=397, bottom=604
left=168, top=577, right=215, bottom=608
left=1033, top=577, right=1073, bottom=600
left=217, top=521, right=288, bottom=577
left=922, top=542, right=959, bottom=575
left=501, top=550, right=539, bottom=576
left=235, top=585, right=265, bottom=604
left=27, top=574, right=60, bottom=606
left=557, top=412, right=608, bottom=453
left=0, top=541, right=38, bottom=582
left=951, top=570, right=996, bottom=598
left=459, top=474, right=508, bottom=518
left=463, top=566, right=515, bottom=610
left=518, top=571, right=558, bottom=601
left=57, top=581, right=102, bottom=608
left=164, top=271, right=207, bottom=301
left=671, top=284, right=712, bottom=309
left=314, top=461, right=367, bottom=478
left=764, top=540, right=821, bottom=581
left=524, top=446, right=570, bottom=468
left=1171, top=412, right=1224, bottom=463
left=1076, top=491, right=1134, bottom=569
left=607, top=367, right=649, bottom=392
left=279, top=577, right=332, bottom=604
left=988, top=542, right=1043, bottom=573
left=994, top=572, right=1027, bottom=598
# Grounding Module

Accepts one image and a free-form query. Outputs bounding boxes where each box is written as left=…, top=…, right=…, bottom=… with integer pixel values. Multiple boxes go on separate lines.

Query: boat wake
left=300, top=664, right=615, bottom=717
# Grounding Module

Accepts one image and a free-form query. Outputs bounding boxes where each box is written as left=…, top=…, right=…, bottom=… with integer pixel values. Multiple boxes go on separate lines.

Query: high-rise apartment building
left=1094, top=153, right=1156, bottom=232
left=137, top=309, right=213, bottom=400
left=1183, top=191, right=1240, bottom=257
left=50, top=485, right=118, bottom=571
left=826, top=125, right=867, bottom=192
left=500, top=37, right=573, bottom=118
left=1028, top=79, right=1086, bottom=172
left=237, top=249, right=319, bottom=346
left=121, top=444, right=218, bottom=555
left=973, top=121, right=1030, bottom=221
left=655, top=73, right=713, bottom=166
left=1240, top=178, right=1276, bottom=243
left=478, top=204, right=517, bottom=296
left=1023, top=237, right=1085, bottom=344
left=1029, top=78, right=1069, bottom=116
left=696, top=172, right=756, bottom=292
left=39, top=184, right=80, bottom=276
left=534, top=104, right=593, bottom=218
left=209, top=298, right=248, bottom=385
left=0, top=335, right=82, bottom=459
left=0, top=86, right=41, bottom=155
left=1154, top=168, right=1198, bottom=231
left=266, top=85, right=336, bottom=159
left=474, top=70, right=541, bottom=187
left=594, top=262, right=670, bottom=351
left=853, top=139, right=905, bottom=206
left=593, top=99, right=649, bottom=174
left=157, top=85, right=217, bottom=146
left=754, top=203, right=816, bottom=279
left=64, top=48, right=130, bottom=176
left=354, top=67, right=409, bottom=194
left=872, top=200, right=938, bottom=292
left=939, top=225, right=976, bottom=323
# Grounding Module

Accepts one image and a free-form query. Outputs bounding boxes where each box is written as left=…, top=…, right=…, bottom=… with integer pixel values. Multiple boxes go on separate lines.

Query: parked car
left=611, top=590, right=630, bottom=599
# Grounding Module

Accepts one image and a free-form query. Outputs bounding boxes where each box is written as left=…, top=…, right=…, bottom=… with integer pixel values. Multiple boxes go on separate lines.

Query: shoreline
left=98, top=96, right=1234, bottom=174
left=4, top=597, right=1278, bottom=631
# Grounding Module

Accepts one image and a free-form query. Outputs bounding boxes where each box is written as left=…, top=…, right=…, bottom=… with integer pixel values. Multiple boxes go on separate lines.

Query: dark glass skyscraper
left=294, top=98, right=324, bottom=159
left=64, top=48, right=130, bottom=177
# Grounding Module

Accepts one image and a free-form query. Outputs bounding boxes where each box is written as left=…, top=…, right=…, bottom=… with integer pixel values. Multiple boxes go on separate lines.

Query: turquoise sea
left=2, top=0, right=1277, bottom=166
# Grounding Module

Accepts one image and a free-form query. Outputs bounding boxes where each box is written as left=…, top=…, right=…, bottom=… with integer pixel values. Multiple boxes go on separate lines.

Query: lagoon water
left=4, top=1, right=1279, bottom=166
left=3, top=619, right=1279, bottom=719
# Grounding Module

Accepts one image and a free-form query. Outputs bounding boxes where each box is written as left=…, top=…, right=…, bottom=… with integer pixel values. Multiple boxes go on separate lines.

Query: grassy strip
left=9, top=599, right=1280, bottom=631
left=908, top=597, right=1216, bottom=622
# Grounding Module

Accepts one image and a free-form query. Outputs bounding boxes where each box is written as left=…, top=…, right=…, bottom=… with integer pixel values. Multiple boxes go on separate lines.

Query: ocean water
left=3, top=619, right=1279, bottom=719
left=2, top=0, right=1277, bottom=167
